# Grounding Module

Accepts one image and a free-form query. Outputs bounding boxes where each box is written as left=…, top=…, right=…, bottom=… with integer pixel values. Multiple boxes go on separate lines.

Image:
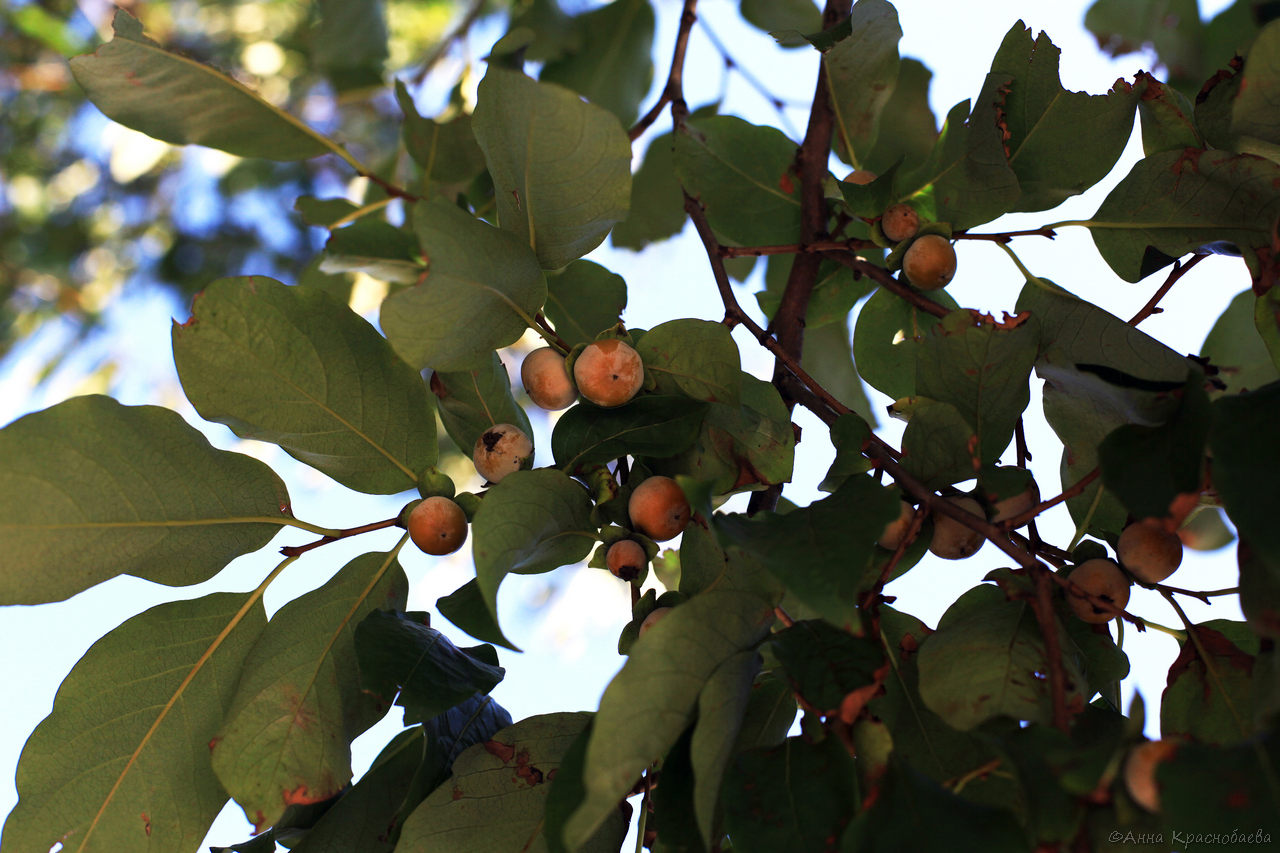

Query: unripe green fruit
left=1117, top=519, right=1183, bottom=584
left=628, top=475, right=691, bottom=542
left=521, top=346, right=577, bottom=410
left=1066, top=558, right=1130, bottom=623
left=407, top=496, right=468, bottom=556
left=928, top=496, right=985, bottom=560
left=881, top=203, right=920, bottom=243
left=473, top=423, right=533, bottom=484
left=1124, top=739, right=1177, bottom=812
left=639, top=607, right=672, bottom=638
left=877, top=500, right=916, bottom=550
left=606, top=539, right=647, bottom=582
left=574, top=339, right=644, bottom=408
left=902, top=234, right=957, bottom=290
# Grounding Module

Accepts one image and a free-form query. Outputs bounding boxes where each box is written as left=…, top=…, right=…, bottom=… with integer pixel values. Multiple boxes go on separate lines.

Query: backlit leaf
left=540, top=0, right=655, bottom=126
left=69, top=11, right=336, bottom=160
left=473, top=66, right=632, bottom=270
left=1, top=593, right=267, bottom=852
left=636, top=319, right=742, bottom=406
left=0, top=395, right=290, bottom=604
left=854, top=285, right=958, bottom=400
left=173, top=276, right=436, bottom=494
left=824, top=0, right=902, bottom=163
left=212, top=550, right=408, bottom=829
left=430, top=353, right=533, bottom=454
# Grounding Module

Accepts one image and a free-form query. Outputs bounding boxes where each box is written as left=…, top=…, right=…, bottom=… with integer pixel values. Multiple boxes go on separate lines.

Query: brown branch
left=1156, top=584, right=1239, bottom=605
left=361, top=170, right=422, bottom=203
left=410, top=0, right=488, bottom=85
left=953, top=227, right=1057, bottom=244
left=628, top=0, right=699, bottom=141
left=280, top=517, right=401, bottom=557
left=860, top=507, right=926, bottom=613
left=719, top=239, right=875, bottom=258
left=825, top=252, right=950, bottom=319
left=1002, top=467, right=1101, bottom=531
left=1127, top=253, right=1207, bottom=325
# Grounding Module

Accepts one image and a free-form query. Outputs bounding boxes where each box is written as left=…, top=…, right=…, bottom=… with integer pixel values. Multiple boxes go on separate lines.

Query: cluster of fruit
left=876, top=473, right=1186, bottom=625
left=847, top=170, right=959, bottom=291
left=403, top=337, right=692, bottom=604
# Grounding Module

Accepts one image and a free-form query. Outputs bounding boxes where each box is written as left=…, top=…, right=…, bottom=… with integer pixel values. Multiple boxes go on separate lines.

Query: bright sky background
left=0, top=0, right=1248, bottom=849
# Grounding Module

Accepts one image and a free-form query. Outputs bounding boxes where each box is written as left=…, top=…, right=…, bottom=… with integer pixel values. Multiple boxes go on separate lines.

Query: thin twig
left=824, top=252, right=950, bottom=319
left=279, top=517, right=400, bottom=557
left=628, top=0, right=699, bottom=141
left=1002, top=468, right=1101, bottom=531
left=410, top=0, right=488, bottom=85
left=953, top=227, right=1058, bottom=244
left=1127, top=253, right=1207, bottom=325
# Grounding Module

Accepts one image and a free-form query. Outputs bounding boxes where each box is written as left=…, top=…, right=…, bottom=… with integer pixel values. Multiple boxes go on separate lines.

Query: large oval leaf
left=69, top=10, right=336, bottom=161
left=431, top=352, right=533, bottom=453
left=564, top=589, right=775, bottom=849
left=472, top=469, right=597, bottom=623
left=212, top=550, right=408, bottom=830
left=0, top=395, right=290, bottom=604
left=1, top=593, right=267, bottom=853
left=398, top=712, right=627, bottom=853
left=473, top=66, right=632, bottom=270
left=381, top=198, right=547, bottom=371
left=173, top=276, right=436, bottom=494
left=636, top=318, right=743, bottom=406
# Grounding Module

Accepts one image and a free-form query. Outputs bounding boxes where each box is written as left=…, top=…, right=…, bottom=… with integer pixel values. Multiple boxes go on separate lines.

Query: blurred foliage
left=0, top=0, right=496, bottom=374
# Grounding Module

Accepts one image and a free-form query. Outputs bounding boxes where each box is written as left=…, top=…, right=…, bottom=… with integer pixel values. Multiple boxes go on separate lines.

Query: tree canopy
left=3, top=0, right=1280, bottom=851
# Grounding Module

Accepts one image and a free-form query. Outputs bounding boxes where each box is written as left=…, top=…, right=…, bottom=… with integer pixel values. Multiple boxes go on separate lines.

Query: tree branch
left=628, top=0, right=698, bottom=140
left=1127, top=253, right=1207, bottom=325
left=280, top=516, right=401, bottom=557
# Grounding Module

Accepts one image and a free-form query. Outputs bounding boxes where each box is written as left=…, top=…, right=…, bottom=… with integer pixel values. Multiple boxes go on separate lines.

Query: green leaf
left=173, top=275, right=436, bottom=494
left=841, top=756, right=1028, bottom=852
left=1204, top=289, right=1280, bottom=395
left=540, top=0, right=655, bottom=126
left=1, top=593, right=267, bottom=852
left=473, top=66, right=632, bottom=270
left=1157, top=731, right=1280, bottom=835
left=296, top=196, right=360, bottom=228
left=869, top=607, right=1014, bottom=807
left=400, top=713, right=628, bottom=853
left=320, top=219, right=423, bottom=284
left=1089, top=148, right=1280, bottom=283
left=552, top=395, right=708, bottom=473
left=690, top=651, right=759, bottom=845
left=212, top=551, right=408, bottom=829
left=740, top=0, right=821, bottom=42
left=354, top=610, right=504, bottom=725
left=722, top=735, right=860, bottom=853
left=1161, top=621, right=1260, bottom=745
left=382, top=198, right=546, bottom=371
left=733, top=670, right=799, bottom=752
left=678, top=521, right=786, bottom=601
left=715, top=476, right=899, bottom=628
left=435, top=579, right=521, bottom=652
left=544, top=260, right=628, bottom=346
left=1056, top=599, right=1130, bottom=708
left=990, top=23, right=1139, bottom=212
left=918, top=584, right=1085, bottom=731
left=635, top=318, right=742, bottom=406
left=1210, top=382, right=1280, bottom=636
left=674, top=115, right=802, bottom=246
left=899, top=397, right=980, bottom=489
left=1256, top=287, right=1280, bottom=373
left=820, top=412, right=874, bottom=493
left=1098, top=375, right=1209, bottom=519
left=858, top=57, right=938, bottom=175
left=69, top=10, right=336, bottom=161
left=801, top=320, right=876, bottom=425
left=312, top=0, right=387, bottom=92
left=647, top=729, right=705, bottom=851
left=1232, top=20, right=1280, bottom=147
left=653, top=373, right=795, bottom=494
left=472, top=469, right=596, bottom=623
left=854, top=285, right=958, bottom=399
left=288, top=727, right=425, bottom=853
left=430, top=352, right=533, bottom=454
left=395, top=81, right=486, bottom=185
left=0, top=395, right=290, bottom=604
left=772, top=620, right=884, bottom=714
left=1135, top=72, right=1203, bottom=155
left=611, top=131, right=687, bottom=249
left=1084, top=0, right=1203, bottom=89
left=897, top=75, right=1020, bottom=229
left=824, top=0, right=902, bottom=164
left=916, top=310, right=1039, bottom=465
left=1017, top=279, right=1194, bottom=538
left=565, top=590, right=775, bottom=848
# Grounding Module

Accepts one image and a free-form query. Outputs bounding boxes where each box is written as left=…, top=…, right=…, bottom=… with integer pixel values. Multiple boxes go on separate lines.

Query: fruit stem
left=279, top=516, right=401, bottom=557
